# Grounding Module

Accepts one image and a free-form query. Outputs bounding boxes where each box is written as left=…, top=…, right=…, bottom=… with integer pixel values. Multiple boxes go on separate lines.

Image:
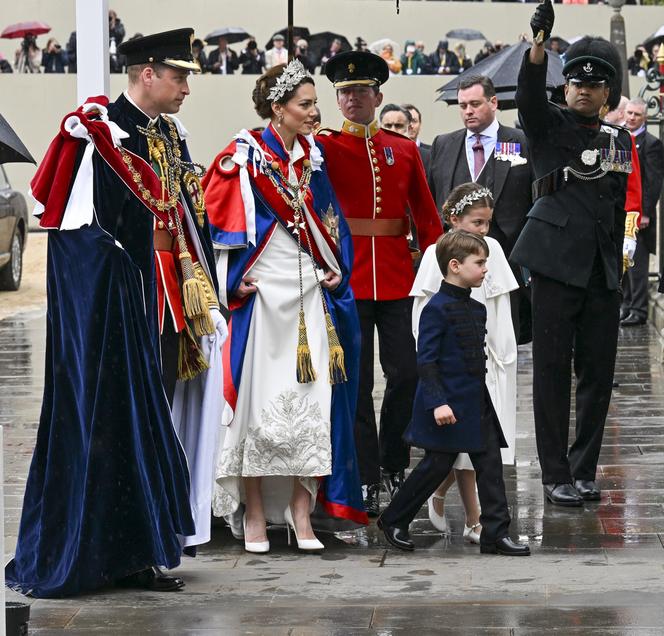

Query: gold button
left=376, top=186, right=382, bottom=192
left=376, top=206, right=382, bottom=213
left=368, top=140, right=374, bottom=147
left=376, top=196, right=382, bottom=203
left=157, top=220, right=165, bottom=229
left=372, top=157, right=378, bottom=164
left=374, top=166, right=380, bottom=173
left=370, top=149, right=376, bottom=155
left=376, top=175, right=382, bottom=182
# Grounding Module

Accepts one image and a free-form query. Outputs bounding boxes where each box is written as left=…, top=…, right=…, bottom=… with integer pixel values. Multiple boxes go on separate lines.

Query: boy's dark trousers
left=379, top=397, right=511, bottom=545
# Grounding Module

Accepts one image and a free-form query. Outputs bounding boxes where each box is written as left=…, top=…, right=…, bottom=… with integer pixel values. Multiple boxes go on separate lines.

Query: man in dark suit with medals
left=511, top=0, right=634, bottom=506
left=427, top=75, right=533, bottom=342
left=621, top=97, right=664, bottom=326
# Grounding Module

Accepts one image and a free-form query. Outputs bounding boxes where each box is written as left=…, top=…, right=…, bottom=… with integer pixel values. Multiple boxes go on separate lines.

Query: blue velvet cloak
left=5, top=96, right=198, bottom=598
left=217, top=127, right=367, bottom=524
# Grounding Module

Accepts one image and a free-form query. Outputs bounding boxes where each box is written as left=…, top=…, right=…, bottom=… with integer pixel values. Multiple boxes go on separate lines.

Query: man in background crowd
left=429, top=40, right=460, bottom=75
left=239, top=38, right=265, bottom=74
left=403, top=103, right=431, bottom=173
left=264, top=33, right=288, bottom=69
left=209, top=37, right=239, bottom=74
left=621, top=97, right=664, bottom=326
left=379, top=103, right=411, bottom=137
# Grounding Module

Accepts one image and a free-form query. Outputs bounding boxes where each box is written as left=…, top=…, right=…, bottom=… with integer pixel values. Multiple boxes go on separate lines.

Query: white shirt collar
left=630, top=124, right=646, bottom=138
left=124, top=91, right=160, bottom=126
left=466, top=118, right=499, bottom=141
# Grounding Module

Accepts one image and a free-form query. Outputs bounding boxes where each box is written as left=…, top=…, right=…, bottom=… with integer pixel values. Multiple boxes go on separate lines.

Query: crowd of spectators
left=3, top=4, right=662, bottom=76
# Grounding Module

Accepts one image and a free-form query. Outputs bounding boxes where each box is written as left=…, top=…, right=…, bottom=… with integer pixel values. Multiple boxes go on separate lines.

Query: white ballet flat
left=284, top=505, right=324, bottom=551
left=463, top=522, right=482, bottom=545
left=242, top=514, right=270, bottom=553
left=427, top=494, right=448, bottom=534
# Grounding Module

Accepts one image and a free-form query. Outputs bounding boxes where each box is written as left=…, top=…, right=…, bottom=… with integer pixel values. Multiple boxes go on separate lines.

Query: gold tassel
left=177, top=323, right=210, bottom=381
left=296, top=310, right=317, bottom=383
left=325, top=312, right=347, bottom=384
left=193, top=312, right=215, bottom=337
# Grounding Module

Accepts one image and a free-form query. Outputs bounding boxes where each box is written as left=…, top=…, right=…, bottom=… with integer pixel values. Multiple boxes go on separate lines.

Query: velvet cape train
left=5, top=98, right=197, bottom=598
left=203, top=125, right=368, bottom=524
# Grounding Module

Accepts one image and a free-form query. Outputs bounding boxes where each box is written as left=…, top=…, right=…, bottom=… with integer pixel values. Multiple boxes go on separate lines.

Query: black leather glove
left=530, top=0, right=555, bottom=44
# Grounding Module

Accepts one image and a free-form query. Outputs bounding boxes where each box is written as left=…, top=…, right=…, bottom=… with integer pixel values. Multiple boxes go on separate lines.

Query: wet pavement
left=2, top=309, right=664, bottom=634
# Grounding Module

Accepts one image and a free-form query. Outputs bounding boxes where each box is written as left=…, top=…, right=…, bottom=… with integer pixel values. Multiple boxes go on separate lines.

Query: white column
left=76, top=0, right=110, bottom=105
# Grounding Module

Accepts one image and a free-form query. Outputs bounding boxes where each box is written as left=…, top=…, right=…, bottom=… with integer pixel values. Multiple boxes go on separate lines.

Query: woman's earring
left=278, top=113, right=284, bottom=128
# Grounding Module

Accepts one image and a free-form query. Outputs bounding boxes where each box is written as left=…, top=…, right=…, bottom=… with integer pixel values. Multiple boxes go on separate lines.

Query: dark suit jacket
left=634, top=129, right=664, bottom=254
left=418, top=141, right=431, bottom=176
left=427, top=124, right=533, bottom=256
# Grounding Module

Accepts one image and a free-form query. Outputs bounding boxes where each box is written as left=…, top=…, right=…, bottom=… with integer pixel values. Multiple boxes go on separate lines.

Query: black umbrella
left=0, top=113, right=35, bottom=164
left=204, top=27, right=251, bottom=46
left=446, top=28, right=486, bottom=42
left=308, top=32, right=351, bottom=62
left=436, top=41, right=564, bottom=109
left=266, top=26, right=310, bottom=50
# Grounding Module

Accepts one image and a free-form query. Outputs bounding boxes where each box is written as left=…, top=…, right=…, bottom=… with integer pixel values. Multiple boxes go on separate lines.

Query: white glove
left=623, top=236, right=637, bottom=265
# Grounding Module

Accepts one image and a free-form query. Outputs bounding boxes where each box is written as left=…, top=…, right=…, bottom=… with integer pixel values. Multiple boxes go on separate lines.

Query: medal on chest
left=383, top=147, right=395, bottom=166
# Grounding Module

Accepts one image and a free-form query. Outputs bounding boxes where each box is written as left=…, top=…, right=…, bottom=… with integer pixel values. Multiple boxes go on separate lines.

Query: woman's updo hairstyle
left=442, top=182, right=494, bottom=224
left=252, top=64, right=315, bottom=120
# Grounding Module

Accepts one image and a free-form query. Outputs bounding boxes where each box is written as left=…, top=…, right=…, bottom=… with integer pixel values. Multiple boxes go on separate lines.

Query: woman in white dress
left=411, top=183, right=518, bottom=543
left=202, top=61, right=367, bottom=553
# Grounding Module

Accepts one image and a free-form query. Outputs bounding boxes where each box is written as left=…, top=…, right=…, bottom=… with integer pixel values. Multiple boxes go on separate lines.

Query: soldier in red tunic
left=318, top=51, right=442, bottom=516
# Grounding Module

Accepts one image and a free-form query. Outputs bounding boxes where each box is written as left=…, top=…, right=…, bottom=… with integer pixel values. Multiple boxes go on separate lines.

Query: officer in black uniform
left=510, top=0, right=633, bottom=506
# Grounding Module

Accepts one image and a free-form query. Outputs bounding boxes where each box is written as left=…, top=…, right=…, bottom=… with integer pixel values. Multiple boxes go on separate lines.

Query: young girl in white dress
left=411, top=182, right=518, bottom=543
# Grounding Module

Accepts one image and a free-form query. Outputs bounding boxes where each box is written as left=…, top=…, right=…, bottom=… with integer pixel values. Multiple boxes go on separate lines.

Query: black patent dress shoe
left=480, top=536, right=530, bottom=556
left=377, top=517, right=414, bottom=551
left=362, top=484, right=381, bottom=517
left=381, top=470, right=405, bottom=499
left=574, top=479, right=601, bottom=501
left=544, top=483, right=583, bottom=507
left=621, top=312, right=647, bottom=327
left=116, top=567, right=185, bottom=592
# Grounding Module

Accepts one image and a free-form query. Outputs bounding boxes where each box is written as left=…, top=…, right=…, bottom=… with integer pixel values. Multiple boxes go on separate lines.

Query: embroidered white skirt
left=213, top=224, right=334, bottom=523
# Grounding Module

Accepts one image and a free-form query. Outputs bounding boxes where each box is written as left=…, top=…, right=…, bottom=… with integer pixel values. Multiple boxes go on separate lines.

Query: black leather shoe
left=362, top=484, right=381, bottom=517
left=381, top=470, right=405, bottom=499
left=480, top=536, right=530, bottom=556
left=377, top=517, right=414, bottom=551
left=621, top=312, right=646, bottom=327
left=574, top=479, right=601, bottom=501
left=116, top=567, right=185, bottom=592
left=544, top=483, right=583, bottom=507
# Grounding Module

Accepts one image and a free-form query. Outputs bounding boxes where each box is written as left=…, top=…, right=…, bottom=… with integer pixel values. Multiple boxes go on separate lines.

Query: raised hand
left=530, top=0, right=555, bottom=45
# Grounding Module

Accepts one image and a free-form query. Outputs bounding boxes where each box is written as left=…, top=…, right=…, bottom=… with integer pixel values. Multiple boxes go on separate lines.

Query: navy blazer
left=404, top=281, right=506, bottom=453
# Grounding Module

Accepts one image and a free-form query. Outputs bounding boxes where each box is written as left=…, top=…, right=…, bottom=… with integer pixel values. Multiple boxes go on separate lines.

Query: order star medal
left=384, top=147, right=395, bottom=166
left=581, top=149, right=598, bottom=166
left=322, top=204, right=340, bottom=246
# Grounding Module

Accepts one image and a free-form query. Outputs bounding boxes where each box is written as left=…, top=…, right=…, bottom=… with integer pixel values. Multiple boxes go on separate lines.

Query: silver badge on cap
left=583, top=62, right=593, bottom=74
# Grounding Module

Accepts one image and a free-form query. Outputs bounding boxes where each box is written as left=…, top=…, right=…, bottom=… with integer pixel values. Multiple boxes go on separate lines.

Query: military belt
left=346, top=217, right=410, bottom=237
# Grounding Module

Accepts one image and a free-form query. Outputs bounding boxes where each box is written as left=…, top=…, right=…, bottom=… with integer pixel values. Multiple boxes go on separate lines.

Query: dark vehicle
left=0, top=165, right=28, bottom=290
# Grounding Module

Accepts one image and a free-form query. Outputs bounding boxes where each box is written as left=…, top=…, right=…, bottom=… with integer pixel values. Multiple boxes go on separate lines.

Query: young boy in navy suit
left=377, top=231, right=530, bottom=556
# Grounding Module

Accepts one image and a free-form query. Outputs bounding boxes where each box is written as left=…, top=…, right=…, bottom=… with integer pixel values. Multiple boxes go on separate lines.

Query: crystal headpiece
left=450, top=187, right=493, bottom=216
left=267, top=59, right=310, bottom=102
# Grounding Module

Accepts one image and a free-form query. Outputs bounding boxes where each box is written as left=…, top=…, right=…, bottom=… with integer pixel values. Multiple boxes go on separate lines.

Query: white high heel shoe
left=242, top=514, right=270, bottom=553
left=463, top=522, right=482, bottom=545
left=427, top=494, right=448, bottom=534
left=284, top=505, right=324, bottom=551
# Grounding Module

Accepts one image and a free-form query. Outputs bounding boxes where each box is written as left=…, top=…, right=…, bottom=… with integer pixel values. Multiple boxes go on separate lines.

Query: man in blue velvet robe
left=5, top=28, right=221, bottom=598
